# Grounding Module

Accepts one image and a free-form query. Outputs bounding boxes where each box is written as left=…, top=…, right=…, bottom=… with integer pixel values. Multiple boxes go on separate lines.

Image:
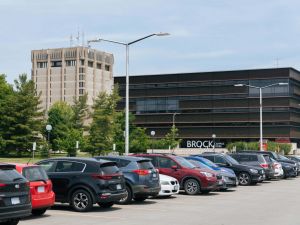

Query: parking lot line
left=50, top=211, right=125, bottom=220
left=120, top=205, right=168, bottom=212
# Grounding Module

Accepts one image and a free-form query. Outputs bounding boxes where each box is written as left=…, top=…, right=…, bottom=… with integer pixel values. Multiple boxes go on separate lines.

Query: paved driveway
left=21, top=178, right=300, bottom=225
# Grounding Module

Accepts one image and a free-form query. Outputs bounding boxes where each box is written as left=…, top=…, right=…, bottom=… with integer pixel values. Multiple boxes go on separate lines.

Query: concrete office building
left=114, top=68, right=300, bottom=149
left=31, top=47, right=114, bottom=111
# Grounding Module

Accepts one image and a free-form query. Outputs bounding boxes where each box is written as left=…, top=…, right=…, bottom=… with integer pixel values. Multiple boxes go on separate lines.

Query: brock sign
left=181, top=139, right=225, bottom=148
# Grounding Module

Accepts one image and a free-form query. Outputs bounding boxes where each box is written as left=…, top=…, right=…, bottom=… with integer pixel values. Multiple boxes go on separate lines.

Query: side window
left=239, top=155, right=250, bottom=162
left=215, top=156, right=227, bottom=164
left=55, top=161, right=85, bottom=172
left=158, top=157, right=177, bottom=168
left=38, top=161, right=57, bottom=172
left=146, top=156, right=158, bottom=167
left=118, top=159, right=131, bottom=168
left=203, top=155, right=215, bottom=163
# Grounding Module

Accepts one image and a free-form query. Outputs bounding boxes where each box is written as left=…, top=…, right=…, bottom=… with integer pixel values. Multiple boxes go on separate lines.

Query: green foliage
left=161, top=125, right=182, bottom=150
left=72, top=93, right=89, bottom=131
left=57, top=129, right=82, bottom=156
left=39, top=141, right=50, bottom=158
left=0, top=74, right=43, bottom=155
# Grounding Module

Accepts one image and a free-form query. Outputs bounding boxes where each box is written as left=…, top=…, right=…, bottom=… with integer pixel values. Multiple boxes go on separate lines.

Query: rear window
left=263, top=155, right=271, bottom=163
left=138, top=161, right=154, bottom=170
left=22, top=166, right=49, bottom=182
left=0, top=169, right=25, bottom=183
left=100, top=163, right=120, bottom=175
left=55, top=161, right=85, bottom=172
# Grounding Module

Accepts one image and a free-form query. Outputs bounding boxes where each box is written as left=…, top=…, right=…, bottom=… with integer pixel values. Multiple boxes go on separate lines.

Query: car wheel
left=238, top=172, right=251, bottom=186
left=118, top=185, right=132, bottom=204
left=71, top=189, right=93, bottom=212
left=201, top=190, right=211, bottom=194
left=134, top=197, right=147, bottom=202
left=184, top=178, right=200, bottom=195
left=32, top=208, right=47, bottom=216
left=98, top=202, right=114, bottom=208
left=1, top=219, right=19, bottom=225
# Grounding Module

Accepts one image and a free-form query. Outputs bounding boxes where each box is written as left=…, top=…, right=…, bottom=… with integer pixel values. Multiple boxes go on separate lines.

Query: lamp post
left=150, top=130, right=156, bottom=153
left=88, top=32, right=170, bottom=156
left=212, top=134, right=216, bottom=152
left=234, top=82, right=288, bottom=151
left=46, top=124, right=52, bottom=156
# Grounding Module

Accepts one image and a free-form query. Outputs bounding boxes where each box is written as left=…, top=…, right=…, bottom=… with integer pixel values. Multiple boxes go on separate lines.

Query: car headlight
left=200, top=172, right=214, bottom=177
left=249, top=169, right=258, bottom=174
left=160, top=181, right=169, bottom=185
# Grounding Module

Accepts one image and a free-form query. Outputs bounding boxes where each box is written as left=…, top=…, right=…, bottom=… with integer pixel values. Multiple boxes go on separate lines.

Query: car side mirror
left=171, top=165, right=178, bottom=170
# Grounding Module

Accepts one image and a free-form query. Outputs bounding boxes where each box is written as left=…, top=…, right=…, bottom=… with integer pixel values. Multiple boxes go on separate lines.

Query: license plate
left=37, top=186, right=45, bottom=193
left=116, top=184, right=122, bottom=190
left=11, top=197, right=20, bottom=205
left=218, top=180, right=223, bottom=185
left=152, top=173, right=157, bottom=178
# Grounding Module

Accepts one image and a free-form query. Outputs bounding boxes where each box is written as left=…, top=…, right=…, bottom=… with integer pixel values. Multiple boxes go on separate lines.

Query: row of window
left=36, top=60, right=111, bottom=71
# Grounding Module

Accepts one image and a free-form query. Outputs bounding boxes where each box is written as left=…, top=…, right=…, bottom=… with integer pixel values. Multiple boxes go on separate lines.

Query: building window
left=79, top=82, right=85, bottom=88
left=37, top=62, right=48, bottom=68
left=79, top=89, right=84, bottom=95
left=51, top=61, right=62, bottom=67
left=80, top=60, right=84, bottom=66
left=65, top=60, right=76, bottom=67
left=105, top=65, right=110, bottom=71
left=79, top=74, right=85, bottom=80
left=136, top=98, right=179, bottom=114
left=96, top=63, right=102, bottom=69
left=88, top=61, right=93, bottom=67
left=79, top=67, right=85, bottom=73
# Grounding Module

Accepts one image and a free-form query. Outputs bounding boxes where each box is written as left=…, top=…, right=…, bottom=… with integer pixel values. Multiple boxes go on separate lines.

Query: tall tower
left=31, top=47, right=114, bottom=111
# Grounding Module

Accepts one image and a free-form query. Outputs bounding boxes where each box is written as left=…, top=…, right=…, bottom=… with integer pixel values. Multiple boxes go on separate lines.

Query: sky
left=1, top=0, right=300, bottom=84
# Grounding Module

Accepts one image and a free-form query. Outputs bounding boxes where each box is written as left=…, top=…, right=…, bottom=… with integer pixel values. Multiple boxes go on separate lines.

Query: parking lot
left=21, top=177, right=300, bottom=225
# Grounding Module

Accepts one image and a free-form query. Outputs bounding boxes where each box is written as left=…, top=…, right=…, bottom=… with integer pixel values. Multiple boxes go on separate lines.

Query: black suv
left=0, top=163, right=31, bottom=225
left=94, top=156, right=160, bottom=204
left=36, top=157, right=126, bottom=212
left=200, top=153, right=265, bottom=185
left=229, top=153, right=275, bottom=180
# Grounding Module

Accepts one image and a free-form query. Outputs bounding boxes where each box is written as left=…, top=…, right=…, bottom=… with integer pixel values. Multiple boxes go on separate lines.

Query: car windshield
left=22, top=166, right=49, bottom=182
left=187, top=159, right=211, bottom=169
left=197, top=157, right=219, bottom=168
left=175, top=156, right=195, bottom=169
left=224, top=155, right=239, bottom=165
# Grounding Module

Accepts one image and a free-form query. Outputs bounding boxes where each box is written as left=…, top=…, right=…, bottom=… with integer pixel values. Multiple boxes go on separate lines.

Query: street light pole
left=234, top=82, right=288, bottom=151
left=88, top=33, right=169, bottom=156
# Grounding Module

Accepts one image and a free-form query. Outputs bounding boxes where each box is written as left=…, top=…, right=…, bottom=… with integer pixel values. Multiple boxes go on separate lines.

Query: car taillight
left=133, top=169, right=150, bottom=176
left=260, top=164, right=269, bottom=169
left=26, top=182, right=30, bottom=187
left=0, top=183, right=6, bottom=187
left=91, top=174, right=113, bottom=180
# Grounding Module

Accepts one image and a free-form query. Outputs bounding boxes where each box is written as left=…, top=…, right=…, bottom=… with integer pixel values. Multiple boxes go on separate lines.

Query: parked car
left=185, top=156, right=238, bottom=190
left=229, top=153, right=275, bottom=180
left=11, top=163, right=55, bottom=216
left=286, top=155, right=300, bottom=175
left=36, top=157, right=126, bottom=212
left=158, top=174, right=180, bottom=197
left=0, top=163, right=31, bottom=225
left=200, top=153, right=265, bottom=185
left=94, top=156, right=160, bottom=204
left=133, top=154, right=219, bottom=195
left=277, top=154, right=300, bottom=175
left=270, top=158, right=284, bottom=178
left=238, top=151, right=298, bottom=178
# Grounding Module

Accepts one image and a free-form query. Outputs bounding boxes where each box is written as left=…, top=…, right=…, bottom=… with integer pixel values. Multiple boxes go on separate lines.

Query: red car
left=133, top=154, right=220, bottom=195
left=13, top=163, right=55, bottom=216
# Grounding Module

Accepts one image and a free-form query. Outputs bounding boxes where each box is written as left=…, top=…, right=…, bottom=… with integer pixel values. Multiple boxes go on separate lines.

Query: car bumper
left=158, top=184, right=180, bottom=196
left=133, top=185, right=161, bottom=197
left=201, top=181, right=219, bottom=191
left=98, top=191, right=127, bottom=203
left=31, top=191, right=55, bottom=209
left=251, top=173, right=265, bottom=182
left=0, top=204, right=31, bottom=222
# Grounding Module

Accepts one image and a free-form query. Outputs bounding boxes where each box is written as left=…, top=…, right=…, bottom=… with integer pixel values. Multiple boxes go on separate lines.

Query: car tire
left=184, top=178, right=200, bottom=195
left=32, top=208, right=47, bottom=216
left=98, top=202, right=114, bottom=208
left=201, top=190, right=211, bottom=194
left=238, top=172, right=251, bottom=186
left=70, top=189, right=93, bottom=212
left=1, top=219, right=19, bottom=225
left=134, top=197, right=147, bottom=202
left=118, top=185, right=132, bottom=205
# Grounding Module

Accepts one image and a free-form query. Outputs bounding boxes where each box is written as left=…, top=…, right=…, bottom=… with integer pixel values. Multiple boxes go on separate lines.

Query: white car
left=271, top=158, right=284, bottom=178
left=158, top=174, right=180, bottom=197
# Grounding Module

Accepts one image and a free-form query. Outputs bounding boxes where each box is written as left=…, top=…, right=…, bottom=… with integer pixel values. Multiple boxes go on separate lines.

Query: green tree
left=72, top=93, right=89, bottom=131
left=57, top=128, right=82, bottom=156
left=161, top=125, right=181, bottom=150
left=1, top=74, right=43, bottom=155
left=89, top=86, right=120, bottom=156
left=47, top=101, right=74, bottom=151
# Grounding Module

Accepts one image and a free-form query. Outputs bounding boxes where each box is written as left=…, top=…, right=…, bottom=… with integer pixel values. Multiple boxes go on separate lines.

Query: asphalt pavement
left=21, top=177, right=300, bottom=225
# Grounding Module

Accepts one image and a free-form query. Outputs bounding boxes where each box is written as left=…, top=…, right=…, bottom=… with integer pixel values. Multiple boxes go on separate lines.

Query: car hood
left=278, top=159, right=297, bottom=165
left=220, top=168, right=236, bottom=178
left=159, top=174, right=178, bottom=182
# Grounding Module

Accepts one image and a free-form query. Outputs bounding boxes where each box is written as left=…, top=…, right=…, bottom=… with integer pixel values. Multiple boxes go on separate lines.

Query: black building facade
left=114, top=68, right=300, bottom=147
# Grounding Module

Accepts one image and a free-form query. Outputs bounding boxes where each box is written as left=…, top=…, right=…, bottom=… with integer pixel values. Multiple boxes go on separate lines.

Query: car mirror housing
left=171, top=165, right=178, bottom=170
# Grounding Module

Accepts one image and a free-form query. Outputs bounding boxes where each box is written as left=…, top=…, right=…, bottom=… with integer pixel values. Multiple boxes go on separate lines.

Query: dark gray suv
left=0, top=163, right=31, bottom=225
left=94, top=156, right=160, bottom=204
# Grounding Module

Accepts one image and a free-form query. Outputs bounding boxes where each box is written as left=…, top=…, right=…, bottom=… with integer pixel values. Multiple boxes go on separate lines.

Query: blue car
left=185, top=156, right=238, bottom=189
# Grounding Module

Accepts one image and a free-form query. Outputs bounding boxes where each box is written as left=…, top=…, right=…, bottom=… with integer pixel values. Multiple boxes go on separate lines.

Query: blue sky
left=1, top=0, right=300, bottom=84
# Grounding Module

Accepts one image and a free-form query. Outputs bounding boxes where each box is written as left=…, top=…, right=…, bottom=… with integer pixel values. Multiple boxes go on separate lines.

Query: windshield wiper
left=13, top=177, right=24, bottom=182
left=31, top=179, right=47, bottom=184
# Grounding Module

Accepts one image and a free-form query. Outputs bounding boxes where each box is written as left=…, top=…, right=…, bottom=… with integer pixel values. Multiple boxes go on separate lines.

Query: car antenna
left=27, top=157, right=32, bottom=165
